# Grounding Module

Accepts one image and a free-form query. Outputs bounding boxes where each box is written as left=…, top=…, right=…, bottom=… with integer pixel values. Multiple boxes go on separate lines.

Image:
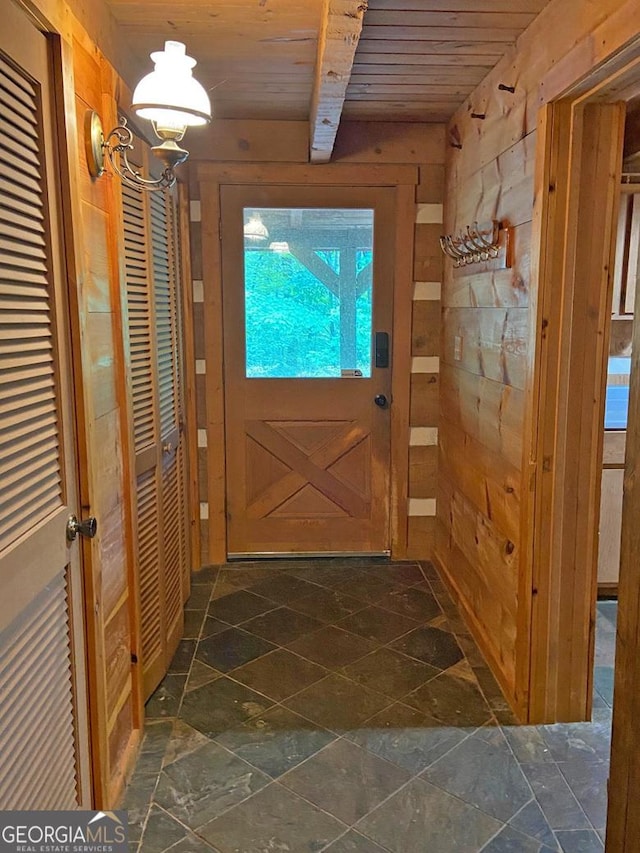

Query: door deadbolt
left=66, top=514, right=98, bottom=542
left=374, top=394, right=389, bottom=408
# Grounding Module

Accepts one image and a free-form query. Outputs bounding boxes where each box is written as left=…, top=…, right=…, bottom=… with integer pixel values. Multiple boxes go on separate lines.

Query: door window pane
left=243, top=207, right=374, bottom=378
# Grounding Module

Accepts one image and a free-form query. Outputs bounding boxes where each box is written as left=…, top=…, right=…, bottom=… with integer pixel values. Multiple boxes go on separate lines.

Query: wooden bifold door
left=221, top=185, right=395, bottom=556
left=121, top=159, right=189, bottom=699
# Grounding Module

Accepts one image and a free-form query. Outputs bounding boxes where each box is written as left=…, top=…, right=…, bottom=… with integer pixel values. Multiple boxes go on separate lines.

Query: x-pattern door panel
left=222, top=185, right=394, bottom=556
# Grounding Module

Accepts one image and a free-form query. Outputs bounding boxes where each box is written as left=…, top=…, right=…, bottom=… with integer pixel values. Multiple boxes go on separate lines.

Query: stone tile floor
left=124, top=560, right=614, bottom=853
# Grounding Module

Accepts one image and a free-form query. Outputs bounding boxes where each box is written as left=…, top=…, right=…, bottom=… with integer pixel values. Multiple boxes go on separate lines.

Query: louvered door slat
left=137, top=469, right=163, bottom=686
left=0, top=574, right=77, bottom=808
left=123, top=181, right=157, bottom=455
left=0, top=53, right=61, bottom=553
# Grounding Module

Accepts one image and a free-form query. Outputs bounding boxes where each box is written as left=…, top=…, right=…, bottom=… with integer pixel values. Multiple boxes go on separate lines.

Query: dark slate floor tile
left=183, top=609, right=206, bottom=639
left=593, top=666, right=614, bottom=707
left=391, top=626, right=464, bottom=671
left=284, top=673, right=392, bottom=732
left=231, top=648, right=327, bottom=702
left=138, top=806, right=187, bottom=853
left=356, top=777, right=502, bottom=853
left=154, top=740, right=270, bottom=829
left=422, top=727, right=532, bottom=822
left=323, top=831, right=389, bottom=852
left=280, top=739, right=410, bottom=825
left=557, top=758, right=609, bottom=829
left=381, top=563, right=426, bottom=586
left=145, top=674, right=187, bottom=719
left=405, top=670, right=493, bottom=727
left=200, top=616, right=233, bottom=641
left=191, top=565, right=220, bottom=586
left=375, top=586, right=442, bottom=622
left=198, top=783, right=345, bottom=852
left=186, top=585, right=213, bottom=610
left=207, top=589, right=275, bottom=625
left=508, top=799, right=558, bottom=849
left=249, top=574, right=320, bottom=604
left=179, top=676, right=274, bottom=739
left=555, top=830, right=604, bottom=852
left=341, top=647, right=438, bottom=700
left=287, top=625, right=378, bottom=669
left=240, top=606, right=323, bottom=645
left=216, top=705, right=336, bottom=778
left=334, top=574, right=405, bottom=604
left=186, top=661, right=222, bottom=693
left=540, top=721, right=611, bottom=763
left=345, top=701, right=473, bottom=774
left=140, top=720, right=175, bottom=758
left=336, top=605, right=420, bottom=644
left=521, top=763, right=591, bottom=831
left=290, top=588, right=364, bottom=623
left=480, top=825, right=555, bottom=852
left=195, top=627, right=275, bottom=672
left=122, top=770, right=158, bottom=829
left=168, top=640, right=197, bottom=674
left=163, top=720, right=210, bottom=767
left=503, top=727, right=555, bottom=764
left=165, top=834, right=218, bottom=853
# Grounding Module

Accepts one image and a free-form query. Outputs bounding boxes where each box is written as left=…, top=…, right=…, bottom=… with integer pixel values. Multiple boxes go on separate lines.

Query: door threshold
left=227, top=551, right=391, bottom=559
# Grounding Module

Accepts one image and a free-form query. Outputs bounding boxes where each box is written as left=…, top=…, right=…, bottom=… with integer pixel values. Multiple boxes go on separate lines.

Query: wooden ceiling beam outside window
left=309, top=0, right=368, bottom=163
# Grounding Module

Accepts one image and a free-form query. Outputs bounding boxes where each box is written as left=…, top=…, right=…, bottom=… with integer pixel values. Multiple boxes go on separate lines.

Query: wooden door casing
left=0, top=0, right=91, bottom=807
left=222, top=185, right=395, bottom=556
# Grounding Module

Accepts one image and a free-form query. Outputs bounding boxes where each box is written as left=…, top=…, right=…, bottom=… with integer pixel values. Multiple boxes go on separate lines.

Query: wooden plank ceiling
left=107, top=0, right=552, bottom=154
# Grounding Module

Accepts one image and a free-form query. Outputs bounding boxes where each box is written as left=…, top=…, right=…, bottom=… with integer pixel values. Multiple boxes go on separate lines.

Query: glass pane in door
left=243, top=207, right=374, bottom=378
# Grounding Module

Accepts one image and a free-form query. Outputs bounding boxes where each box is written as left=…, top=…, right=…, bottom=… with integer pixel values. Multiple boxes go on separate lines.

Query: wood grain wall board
left=440, top=363, right=524, bottom=469
left=333, top=122, right=446, bottom=164
left=447, top=133, right=536, bottom=231
left=445, top=0, right=635, bottom=182
left=434, top=516, right=518, bottom=701
left=414, top=223, right=444, bottom=280
left=186, top=120, right=309, bottom=163
left=103, top=596, right=133, bottom=718
left=412, top=301, right=441, bottom=356
left=439, top=416, right=521, bottom=545
left=406, top=516, right=436, bottom=560
left=417, top=165, right=446, bottom=203
left=444, top=224, right=531, bottom=308
left=439, top=474, right=518, bottom=626
left=408, top=445, right=438, bottom=499
left=441, top=306, right=529, bottom=390
left=409, top=373, right=440, bottom=428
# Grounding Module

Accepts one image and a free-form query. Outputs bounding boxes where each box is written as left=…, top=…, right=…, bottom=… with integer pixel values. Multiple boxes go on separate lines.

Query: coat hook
left=471, top=112, right=486, bottom=120
left=498, top=83, right=516, bottom=93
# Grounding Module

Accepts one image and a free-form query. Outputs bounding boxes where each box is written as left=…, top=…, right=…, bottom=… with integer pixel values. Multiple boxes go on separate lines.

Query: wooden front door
left=0, top=0, right=91, bottom=806
left=222, top=185, right=394, bottom=556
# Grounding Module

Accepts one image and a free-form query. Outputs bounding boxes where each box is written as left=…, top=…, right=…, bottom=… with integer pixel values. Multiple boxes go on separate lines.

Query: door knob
left=66, top=515, right=98, bottom=542
left=374, top=394, right=388, bottom=408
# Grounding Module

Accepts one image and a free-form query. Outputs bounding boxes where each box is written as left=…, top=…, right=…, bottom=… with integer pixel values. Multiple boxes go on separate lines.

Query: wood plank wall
left=26, top=0, right=146, bottom=803
left=187, top=121, right=445, bottom=565
left=436, top=0, right=639, bottom=717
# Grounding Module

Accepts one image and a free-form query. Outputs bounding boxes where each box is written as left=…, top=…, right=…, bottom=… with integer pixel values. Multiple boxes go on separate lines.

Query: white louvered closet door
left=0, top=0, right=91, bottom=807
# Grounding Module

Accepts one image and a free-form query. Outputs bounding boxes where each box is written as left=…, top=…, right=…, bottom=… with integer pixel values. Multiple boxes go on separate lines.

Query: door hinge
left=218, top=218, right=223, bottom=241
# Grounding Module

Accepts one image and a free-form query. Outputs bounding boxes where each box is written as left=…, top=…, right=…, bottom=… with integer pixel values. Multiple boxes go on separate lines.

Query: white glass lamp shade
left=131, top=41, right=211, bottom=129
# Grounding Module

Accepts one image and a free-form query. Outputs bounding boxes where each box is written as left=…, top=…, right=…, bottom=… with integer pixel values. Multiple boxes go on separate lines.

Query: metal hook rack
left=439, top=220, right=504, bottom=267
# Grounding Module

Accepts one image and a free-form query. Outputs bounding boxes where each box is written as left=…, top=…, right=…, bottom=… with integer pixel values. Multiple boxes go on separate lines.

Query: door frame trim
left=197, top=164, right=417, bottom=562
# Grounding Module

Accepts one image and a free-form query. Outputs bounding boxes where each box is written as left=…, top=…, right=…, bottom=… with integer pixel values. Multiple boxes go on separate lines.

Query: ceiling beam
left=309, top=0, right=368, bottom=163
